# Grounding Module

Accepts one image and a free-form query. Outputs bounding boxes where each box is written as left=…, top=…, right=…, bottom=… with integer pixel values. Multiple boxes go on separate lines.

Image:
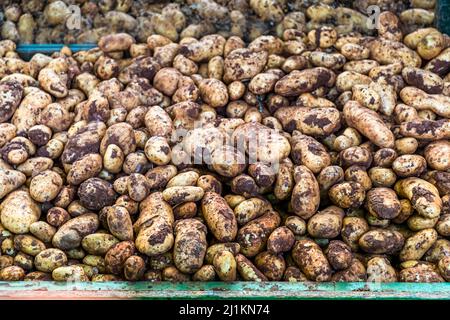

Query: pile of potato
left=0, top=0, right=438, bottom=44
left=0, top=0, right=449, bottom=283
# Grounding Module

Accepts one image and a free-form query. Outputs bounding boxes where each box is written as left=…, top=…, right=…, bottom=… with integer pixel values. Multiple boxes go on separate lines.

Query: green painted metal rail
left=0, top=282, right=449, bottom=300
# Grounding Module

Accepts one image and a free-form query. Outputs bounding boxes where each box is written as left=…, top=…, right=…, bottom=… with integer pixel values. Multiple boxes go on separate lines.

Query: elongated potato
left=343, top=101, right=395, bottom=148
left=395, top=178, right=442, bottom=219
left=291, top=165, right=320, bottom=219
left=202, top=192, right=238, bottom=242
left=292, top=239, right=332, bottom=282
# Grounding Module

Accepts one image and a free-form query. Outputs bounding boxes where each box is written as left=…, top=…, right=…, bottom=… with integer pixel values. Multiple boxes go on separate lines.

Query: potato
left=52, top=213, right=99, bottom=250
left=358, top=229, right=405, bottom=254
left=81, top=233, right=119, bottom=256
left=341, top=216, right=369, bottom=251
left=78, top=178, right=117, bottom=211
left=192, top=265, right=216, bottom=282
left=123, top=255, right=145, bottom=281
left=105, top=205, right=133, bottom=241
left=392, top=155, right=426, bottom=178
left=399, top=228, right=438, bottom=261
left=67, top=153, right=103, bottom=185
left=400, top=86, right=450, bottom=118
left=292, top=239, right=332, bottom=282
left=52, top=265, right=89, bottom=282
left=213, top=250, right=237, bottom=282
left=13, top=234, right=45, bottom=256
left=291, top=165, right=320, bottom=219
left=307, top=206, right=344, bottom=239
left=234, top=197, right=270, bottom=226
left=223, top=49, right=268, bottom=83
left=343, top=101, right=395, bottom=148
left=399, top=262, right=444, bottom=282
left=232, top=253, right=266, bottom=282
left=134, top=193, right=174, bottom=257
left=424, top=140, right=450, bottom=171
left=366, top=257, right=398, bottom=282
left=29, top=221, right=56, bottom=243
left=325, top=240, right=352, bottom=271
left=173, top=219, right=207, bottom=274
left=34, top=248, right=67, bottom=272
left=237, top=211, right=280, bottom=257
left=0, top=189, right=41, bottom=234
left=99, top=33, right=135, bottom=53
left=0, top=168, right=26, bottom=199
left=267, top=226, right=295, bottom=254
left=0, top=266, right=25, bottom=281
left=275, top=67, right=335, bottom=96
left=0, top=81, right=23, bottom=123
left=329, top=181, right=365, bottom=209
left=370, top=38, right=421, bottom=67
left=290, top=132, right=330, bottom=174
left=202, top=192, right=238, bottom=242
left=366, top=188, right=401, bottom=220
left=254, top=251, right=286, bottom=281
left=275, top=106, right=341, bottom=137
left=394, top=178, right=442, bottom=219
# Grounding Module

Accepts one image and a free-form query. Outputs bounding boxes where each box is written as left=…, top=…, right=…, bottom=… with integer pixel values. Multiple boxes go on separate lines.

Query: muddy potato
left=234, top=197, right=270, bottom=226
left=339, top=146, right=372, bottom=169
left=105, top=205, right=133, bottom=241
left=366, top=188, right=401, bottom=220
left=275, top=67, right=335, bottom=97
left=407, top=213, right=439, bottom=231
left=344, top=166, right=372, bottom=192
left=368, top=167, right=397, bottom=188
left=78, top=178, right=117, bottom=211
left=162, top=186, right=204, bottom=207
left=400, top=228, right=438, bottom=262
left=424, top=140, right=450, bottom=171
left=144, top=136, right=171, bottom=166
left=66, top=153, right=102, bottom=185
left=290, top=133, right=330, bottom=174
left=343, top=101, right=395, bottom=148
left=212, top=250, right=237, bottom=282
left=392, top=155, right=426, bottom=178
left=285, top=216, right=306, bottom=236
left=192, top=265, right=216, bottom=282
left=291, top=166, right=320, bottom=219
left=329, top=181, right=365, bottom=209
left=254, top=251, right=286, bottom=281
left=103, top=144, right=124, bottom=174
left=307, top=206, right=344, bottom=239
left=202, top=192, right=238, bottom=242
left=394, top=178, right=442, bottom=219
left=123, top=255, right=145, bottom=281
left=134, top=193, right=174, bottom=257
left=237, top=211, right=280, bottom=257
left=359, top=229, right=405, bottom=254
left=81, top=233, right=119, bottom=256
left=0, top=266, right=25, bottom=281
left=267, top=226, right=295, bottom=254
left=29, top=221, right=56, bottom=243
left=341, top=216, right=369, bottom=251
left=196, top=175, right=222, bottom=194
left=0, top=189, right=41, bottom=234
left=174, top=219, right=207, bottom=274
left=292, top=239, right=332, bottom=282
left=98, top=33, right=135, bottom=53
left=34, top=248, right=67, bottom=272
left=399, top=262, right=444, bottom=282
left=104, top=240, right=135, bottom=275
left=325, top=240, right=352, bottom=271
left=436, top=214, right=450, bottom=236
left=370, top=38, right=421, bottom=67
left=52, top=265, right=89, bottom=282
left=13, top=234, right=45, bottom=257
left=52, top=213, right=99, bottom=251
left=400, top=86, right=450, bottom=118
